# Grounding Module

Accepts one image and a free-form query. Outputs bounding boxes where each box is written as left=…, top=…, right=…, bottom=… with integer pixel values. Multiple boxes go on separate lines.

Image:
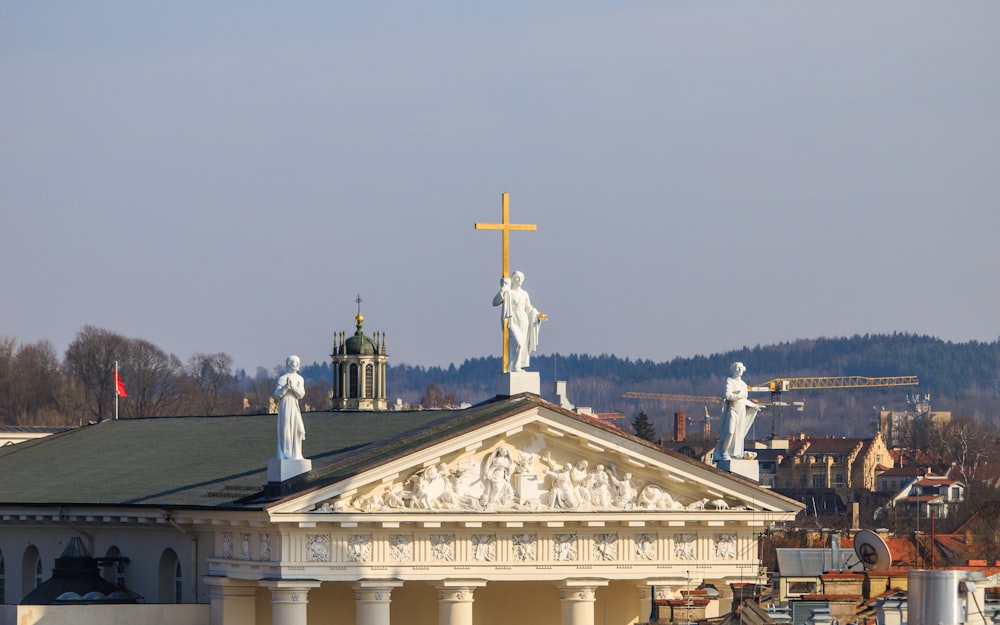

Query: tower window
left=349, top=364, right=359, bottom=398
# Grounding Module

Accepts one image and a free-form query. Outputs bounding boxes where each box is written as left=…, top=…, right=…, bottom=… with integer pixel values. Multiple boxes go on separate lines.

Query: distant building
left=888, top=475, right=966, bottom=519
left=770, top=433, right=892, bottom=492
left=875, top=465, right=928, bottom=494
left=876, top=396, right=951, bottom=448
left=330, top=310, right=388, bottom=411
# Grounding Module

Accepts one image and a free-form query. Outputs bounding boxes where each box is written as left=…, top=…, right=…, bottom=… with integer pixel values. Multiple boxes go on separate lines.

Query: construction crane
left=749, top=375, right=919, bottom=439
left=623, top=375, right=917, bottom=440
left=620, top=391, right=802, bottom=439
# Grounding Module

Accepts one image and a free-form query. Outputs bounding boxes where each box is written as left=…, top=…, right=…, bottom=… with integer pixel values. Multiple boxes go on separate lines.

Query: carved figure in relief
left=346, top=535, right=368, bottom=562
left=472, top=534, right=496, bottom=561
left=715, top=534, right=737, bottom=559
left=383, top=483, right=407, bottom=509
left=674, top=534, right=696, bottom=560
left=542, top=453, right=580, bottom=509
left=308, top=534, right=332, bottom=562
left=608, top=466, right=637, bottom=508
left=594, top=533, right=618, bottom=561
left=587, top=464, right=613, bottom=507
left=635, top=533, right=656, bottom=560
left=390, top=535, right=412, bottom=561
left=240, top=533, right=252, bottom=560
left=274, top=355, right=306, bottom=460
left=493, top=271, right=546, bottom=372
left=411, top=464, right=444, bottom=510
left=431, top=534, right=455, bottom=561
left=638, top=484, right=682, bottom=510
left=481, top=447, right=515, bottom=508
left=553, top=533, right=577, bottom=561
left=688, top=497, right=709, bottom=510
left=259, top=533, right=272, bottom=561
left=570, top=460, right=591, bottom=506
left=708, top=498, right=730, bottom=510
left=513, top=533, right=536, bottom=561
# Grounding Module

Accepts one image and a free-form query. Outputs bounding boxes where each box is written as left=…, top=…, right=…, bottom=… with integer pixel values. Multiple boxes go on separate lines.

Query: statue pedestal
left=716, top=458, right=759, bottom=482
left=268, top=458, right=312, bottom=483
left=496, top=371, right=540, bottom=397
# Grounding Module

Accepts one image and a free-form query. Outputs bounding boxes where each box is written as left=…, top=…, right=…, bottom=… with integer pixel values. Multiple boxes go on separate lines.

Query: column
left=634, top=583, right=653, bottom=624
left=436, top=579, right=487, bottom=625
left=263, top=580, right=322, bottom=625
left=353, top=580, right=404, bottom=625
left=557, top=580, right=608, bottom=625
left=205, top=577, right=259, bottom=625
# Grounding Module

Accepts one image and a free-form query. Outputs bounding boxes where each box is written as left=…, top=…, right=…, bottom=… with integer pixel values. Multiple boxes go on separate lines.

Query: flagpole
left=114, top=361, right=119, bottom=420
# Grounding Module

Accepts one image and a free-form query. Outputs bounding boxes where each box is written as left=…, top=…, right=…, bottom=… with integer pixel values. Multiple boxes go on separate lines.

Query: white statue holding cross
left=492, top=270, right=546, bottom=372
left=475, top=192, right=548, bottom=374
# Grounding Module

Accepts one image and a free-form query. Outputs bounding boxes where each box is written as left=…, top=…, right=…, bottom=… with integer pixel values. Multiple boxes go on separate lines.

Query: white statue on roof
left=274, top=355, right=306, bottom=460
left=493, top=270, right=547, bottom=372
left=713, top=361, right=762, bottom=462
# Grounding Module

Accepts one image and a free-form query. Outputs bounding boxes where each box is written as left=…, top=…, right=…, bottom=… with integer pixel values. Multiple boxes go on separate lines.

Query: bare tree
left=185, top=352, right=238, bottom=415
left=121, top=338, right=182, bottom=418
left=241, top=367, right=276, bottom=414
left=933, top=417, right=994, bottom=484
left=64, top=326, right=130, bottom=422
left=0, top=338, right=65, bottom=424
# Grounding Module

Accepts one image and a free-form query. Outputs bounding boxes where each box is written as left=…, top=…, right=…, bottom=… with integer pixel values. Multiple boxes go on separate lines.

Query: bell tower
left=330, top=298, right=388, bottom=411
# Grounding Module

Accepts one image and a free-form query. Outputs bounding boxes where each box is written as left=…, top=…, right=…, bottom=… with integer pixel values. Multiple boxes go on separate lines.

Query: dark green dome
left=344, top=313, right=377, bottom=355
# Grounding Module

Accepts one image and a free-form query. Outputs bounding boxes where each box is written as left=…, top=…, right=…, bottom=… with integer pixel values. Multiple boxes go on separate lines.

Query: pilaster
left=204, top=576, right=259, bottom=625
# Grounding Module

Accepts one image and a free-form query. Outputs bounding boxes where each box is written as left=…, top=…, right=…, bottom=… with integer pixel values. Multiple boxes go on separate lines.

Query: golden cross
left=475, top=192, right=537, bottom=373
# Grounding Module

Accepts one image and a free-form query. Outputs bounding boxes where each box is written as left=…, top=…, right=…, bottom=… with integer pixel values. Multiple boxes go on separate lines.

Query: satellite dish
left=854, top=529, right=892, bottom=571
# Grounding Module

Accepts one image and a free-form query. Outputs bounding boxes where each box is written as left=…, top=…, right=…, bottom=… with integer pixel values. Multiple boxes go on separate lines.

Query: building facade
left=0, top=394, right=803, bottom=625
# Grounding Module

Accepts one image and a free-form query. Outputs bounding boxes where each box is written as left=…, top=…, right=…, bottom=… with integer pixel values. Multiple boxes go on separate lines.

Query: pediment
left=269, top=402, right=799, bottom=516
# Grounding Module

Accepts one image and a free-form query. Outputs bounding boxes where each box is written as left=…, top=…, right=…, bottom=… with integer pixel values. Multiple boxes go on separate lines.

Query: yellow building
left=0, top=394, right=803, bottom=625
left=771, top=432, right=892, bottom=492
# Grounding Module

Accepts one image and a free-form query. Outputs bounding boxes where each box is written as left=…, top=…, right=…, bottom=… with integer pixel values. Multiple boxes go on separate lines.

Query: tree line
left=1, top=328, right=998, bottom=434
left=0, top=326, right=326, bottom=426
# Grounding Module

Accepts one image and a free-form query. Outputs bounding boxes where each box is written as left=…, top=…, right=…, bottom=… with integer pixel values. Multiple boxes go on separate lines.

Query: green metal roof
left=0, top=396, right=539, bottom=510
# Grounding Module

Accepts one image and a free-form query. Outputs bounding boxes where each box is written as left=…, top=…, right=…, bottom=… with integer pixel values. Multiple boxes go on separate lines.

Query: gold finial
left=355, top=294, right=364, bottom=324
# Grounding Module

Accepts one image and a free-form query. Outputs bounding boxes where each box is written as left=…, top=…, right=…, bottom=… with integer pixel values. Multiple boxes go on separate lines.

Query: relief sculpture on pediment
left=323, top=441, right=742, bottom=514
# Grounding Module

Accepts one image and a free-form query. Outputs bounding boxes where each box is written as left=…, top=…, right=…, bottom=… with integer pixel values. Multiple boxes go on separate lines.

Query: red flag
left=114, top=364, right=128, bottom=398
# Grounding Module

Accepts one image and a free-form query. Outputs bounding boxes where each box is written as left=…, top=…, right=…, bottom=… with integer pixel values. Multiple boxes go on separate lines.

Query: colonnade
left=204, top=576, right=696, bottom=625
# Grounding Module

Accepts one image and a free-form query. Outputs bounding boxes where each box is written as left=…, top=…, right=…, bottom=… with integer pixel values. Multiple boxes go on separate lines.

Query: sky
left=2, top=2, right=998, bottom=374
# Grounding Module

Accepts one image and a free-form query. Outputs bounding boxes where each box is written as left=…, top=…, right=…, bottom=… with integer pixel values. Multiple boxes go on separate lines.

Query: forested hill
left=368, top=334, right=1000, bottom=438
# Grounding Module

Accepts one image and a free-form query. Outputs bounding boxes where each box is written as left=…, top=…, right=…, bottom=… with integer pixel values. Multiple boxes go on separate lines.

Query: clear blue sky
left=2, top=1, right=998, bottom=373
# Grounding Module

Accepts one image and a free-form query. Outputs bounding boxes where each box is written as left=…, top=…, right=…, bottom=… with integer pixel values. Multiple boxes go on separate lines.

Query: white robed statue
left=713, top=361, right=762, bottom=462
left=492, top=271, right=547, bottom=372
left=274, top=355, right=306, bottom=460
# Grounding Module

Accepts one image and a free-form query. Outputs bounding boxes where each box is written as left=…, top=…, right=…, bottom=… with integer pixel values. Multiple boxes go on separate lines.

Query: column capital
left=203, top=576, right=259, bottom=598
left=353, top=580, right=404, bottom=602
left=261, top=579, right=322, bottom=604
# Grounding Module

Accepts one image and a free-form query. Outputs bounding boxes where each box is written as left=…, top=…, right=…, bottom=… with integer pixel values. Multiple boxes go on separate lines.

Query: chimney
left=674, top=412, right=686, bottom=442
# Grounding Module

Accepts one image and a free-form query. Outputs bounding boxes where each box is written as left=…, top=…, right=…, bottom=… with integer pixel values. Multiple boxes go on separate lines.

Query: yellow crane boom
left=623, top=375, right=918, bottom=440
left=750, top=375, right=919, bottom=393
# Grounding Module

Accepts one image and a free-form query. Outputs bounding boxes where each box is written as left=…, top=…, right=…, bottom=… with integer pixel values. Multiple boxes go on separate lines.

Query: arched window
left=157, top=549, right=181, bottom=603
left=349, top=363, right=359, bottom=398
left=103, top=546, right=126, bottom=588
left=174, top=562, right=183, bottom=603
left=365, top=364, right=374, bottom=397
left=21, top=545, right=40, bottom=599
